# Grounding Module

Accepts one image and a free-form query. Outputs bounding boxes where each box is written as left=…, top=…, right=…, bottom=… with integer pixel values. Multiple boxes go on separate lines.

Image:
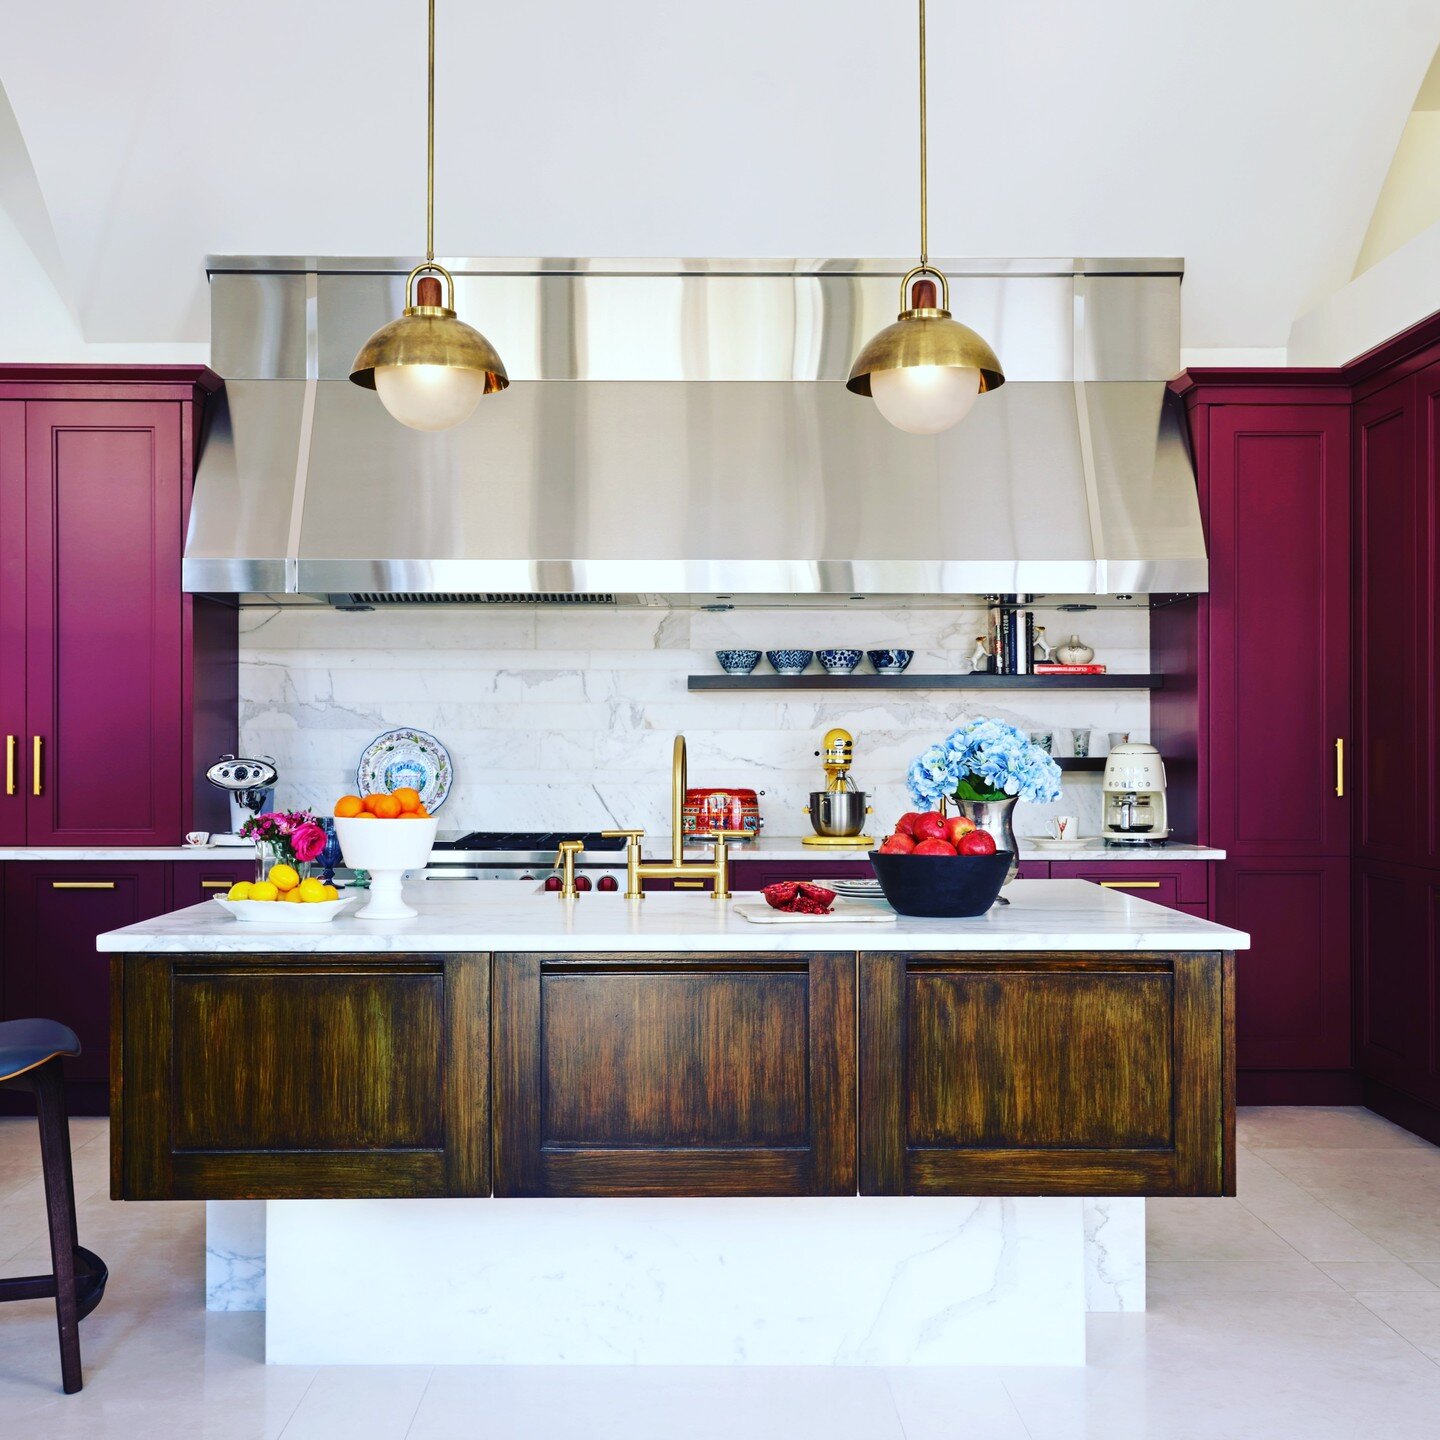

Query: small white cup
left=1049, top=815, right=1078, bottom=841
left=184, top=831, right=211, bottom=847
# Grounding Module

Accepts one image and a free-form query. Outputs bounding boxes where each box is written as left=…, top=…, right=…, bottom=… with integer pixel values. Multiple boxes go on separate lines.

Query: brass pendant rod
left=918, top=0, right=927, bottom=269
left=426, top=0, right=435, bottom=263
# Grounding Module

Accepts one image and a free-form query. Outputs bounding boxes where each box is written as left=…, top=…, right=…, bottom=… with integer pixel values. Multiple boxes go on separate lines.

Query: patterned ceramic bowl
left=715, top=649, right=762, bottom=675
left=867, top=648, right=914, bottom=674
left=765, top=649, right=814, bottom=676
left=817, top=648, right=862, bottom=675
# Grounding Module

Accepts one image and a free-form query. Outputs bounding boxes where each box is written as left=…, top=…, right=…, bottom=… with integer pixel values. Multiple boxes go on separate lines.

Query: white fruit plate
left=212, top=894, right=358, bottom=924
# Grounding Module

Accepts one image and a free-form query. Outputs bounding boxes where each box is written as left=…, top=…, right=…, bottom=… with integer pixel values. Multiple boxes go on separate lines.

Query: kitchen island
left=100, top=879, right=1246, bottom=1365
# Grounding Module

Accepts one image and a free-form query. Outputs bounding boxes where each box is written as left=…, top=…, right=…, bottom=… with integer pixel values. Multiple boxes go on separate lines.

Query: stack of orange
left=334, top=787, right=431, bottom=820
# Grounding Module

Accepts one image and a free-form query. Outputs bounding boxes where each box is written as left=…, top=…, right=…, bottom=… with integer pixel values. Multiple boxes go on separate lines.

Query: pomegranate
left=957, top=829, right=998, bottom=855
left=911, top=812, right=948, bottom=843
left=943, top=815, right=977, bottom=847
left=912, top=837, right=958, bottom=856
left=877, top=832, right=916, bottom=855
left=894, top=811, right=925, bottom=837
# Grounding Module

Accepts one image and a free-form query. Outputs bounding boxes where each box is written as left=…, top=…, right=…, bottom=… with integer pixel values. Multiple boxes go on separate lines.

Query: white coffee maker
left=1102, top=743, right=1170, bottom=846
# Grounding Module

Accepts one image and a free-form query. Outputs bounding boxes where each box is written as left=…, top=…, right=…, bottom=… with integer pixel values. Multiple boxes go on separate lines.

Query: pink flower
left=290, top=822, right=326, bottom=863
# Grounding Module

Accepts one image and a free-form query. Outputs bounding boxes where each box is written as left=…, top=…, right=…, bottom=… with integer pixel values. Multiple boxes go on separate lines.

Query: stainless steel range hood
left=186, top=257, right=1204, bottom=603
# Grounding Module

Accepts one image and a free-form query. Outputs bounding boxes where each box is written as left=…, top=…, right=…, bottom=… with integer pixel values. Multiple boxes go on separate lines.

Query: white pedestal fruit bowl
left=333, top=816, right=439, bottom=919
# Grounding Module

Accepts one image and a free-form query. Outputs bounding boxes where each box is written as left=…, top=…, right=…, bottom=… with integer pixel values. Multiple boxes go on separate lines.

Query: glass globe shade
left=870, top=364, right=982, bottom=435
left=374, top=363, right=488, bottom=432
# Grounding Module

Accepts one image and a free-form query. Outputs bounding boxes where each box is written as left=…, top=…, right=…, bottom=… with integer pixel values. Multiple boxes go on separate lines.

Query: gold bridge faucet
left=602, top=735, right=747, bottom=899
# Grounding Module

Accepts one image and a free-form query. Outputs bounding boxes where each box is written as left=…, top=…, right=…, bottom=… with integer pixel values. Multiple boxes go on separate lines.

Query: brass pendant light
left=847, top=0, right=1003, bottom=433
left=350, top=0, right=507, bottom=430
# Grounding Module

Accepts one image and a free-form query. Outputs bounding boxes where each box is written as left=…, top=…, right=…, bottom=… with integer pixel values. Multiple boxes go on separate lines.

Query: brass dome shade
left=847, top=271, right=1004, bottom=398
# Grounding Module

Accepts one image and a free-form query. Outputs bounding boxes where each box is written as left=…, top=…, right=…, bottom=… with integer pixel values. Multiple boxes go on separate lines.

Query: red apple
left=911, top=812, right=948, bottom=843
left=958, top=829, right=997, bottom=855
left=943, top=816, right=977, bottom=847
left=878, top=832, right=916, bottom=854
left=894, top=811, right=924, bottom=837
left=912, top=837, right=958, bottom=856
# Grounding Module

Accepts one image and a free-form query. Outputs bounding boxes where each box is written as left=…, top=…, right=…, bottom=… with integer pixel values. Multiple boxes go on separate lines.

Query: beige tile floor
left=2, top=1107, right=1440, bottom=1437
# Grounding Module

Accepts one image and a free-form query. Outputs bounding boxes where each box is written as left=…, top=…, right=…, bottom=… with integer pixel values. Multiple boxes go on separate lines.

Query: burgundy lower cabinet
left=170, top=859, right=253, bottom=909
left=113, top=951, right=490, bottom=1201
left=1355, top=858, right=1440, bottom=1139
left=491, top=951, right=857, bottom=1197
left=1212, top=856, right=1355, bottom=1100
left=2, top=862, right=168, bottom=1113
left=858, top=951, right=1234, bottom=1197
left=729, top=859, right=874, bottom=890
left=1047, top=863, right=1208, bottom=916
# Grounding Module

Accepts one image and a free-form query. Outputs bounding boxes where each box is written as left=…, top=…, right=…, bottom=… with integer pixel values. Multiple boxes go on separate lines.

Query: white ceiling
left=2, top=0, right=1437, bottom=355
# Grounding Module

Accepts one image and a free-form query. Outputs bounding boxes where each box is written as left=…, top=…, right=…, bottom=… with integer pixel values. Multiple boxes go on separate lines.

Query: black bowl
left=868, top=850, right=1013, bottom=918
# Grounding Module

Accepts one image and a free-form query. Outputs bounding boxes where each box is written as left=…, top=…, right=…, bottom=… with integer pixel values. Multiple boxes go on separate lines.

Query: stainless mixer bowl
left=808, top=790, right=869, bottom=837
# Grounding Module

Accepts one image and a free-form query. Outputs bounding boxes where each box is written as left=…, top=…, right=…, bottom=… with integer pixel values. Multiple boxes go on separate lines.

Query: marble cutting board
left=733, top=900, right=897, bottom=925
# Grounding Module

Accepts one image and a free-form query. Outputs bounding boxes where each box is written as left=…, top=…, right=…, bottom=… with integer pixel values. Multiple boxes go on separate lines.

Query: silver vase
left=955, top=795, right=1020, bottom=887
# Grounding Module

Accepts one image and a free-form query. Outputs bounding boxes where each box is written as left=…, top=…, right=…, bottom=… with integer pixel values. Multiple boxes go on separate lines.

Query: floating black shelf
left=688, top=673, right=1164, bottom=692
left=1054, top=757, right=1106, bottom=772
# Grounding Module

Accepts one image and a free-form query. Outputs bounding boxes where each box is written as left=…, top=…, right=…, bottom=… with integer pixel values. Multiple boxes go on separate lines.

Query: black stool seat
left=0, top=1019, right=81, bottom=1083
left=0, top=1017, right=103, bottom=1393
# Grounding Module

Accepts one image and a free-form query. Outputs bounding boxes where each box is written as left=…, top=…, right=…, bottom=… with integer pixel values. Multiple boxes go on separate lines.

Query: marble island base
left=207, top=1195, right=1144, bottom=1366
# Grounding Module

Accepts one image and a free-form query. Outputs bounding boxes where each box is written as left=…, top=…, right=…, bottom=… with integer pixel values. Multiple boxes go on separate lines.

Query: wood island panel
left=861, top=951, right=1233, bottom=1197
left=112, top=952, right=489, bottom=1200
left=492, top=952, right=856, bottom=1197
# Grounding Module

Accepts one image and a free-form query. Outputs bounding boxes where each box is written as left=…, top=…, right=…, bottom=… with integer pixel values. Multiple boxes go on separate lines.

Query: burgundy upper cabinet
left=0, top=369, right=234, bottom=846
left=24, top=402, right=184, bottom=845
left=1354, top=377, right=1423, bottom=864
left=0, top=404, right=24, bottom=845
left=1205, top=404, right=1352, bottom=857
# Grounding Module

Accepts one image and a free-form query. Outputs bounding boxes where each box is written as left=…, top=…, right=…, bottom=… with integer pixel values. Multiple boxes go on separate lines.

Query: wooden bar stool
left=0, top=1019, right=108, bottom=1393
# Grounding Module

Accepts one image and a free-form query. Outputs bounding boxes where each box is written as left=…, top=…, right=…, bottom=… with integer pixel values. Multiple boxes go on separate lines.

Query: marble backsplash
left=238, top=604, right=1153, bottom=841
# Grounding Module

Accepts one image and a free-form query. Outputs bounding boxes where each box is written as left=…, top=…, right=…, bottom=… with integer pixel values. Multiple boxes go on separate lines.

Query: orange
left=351, top=811, right=376, bottom=819
left=413, top=803, right=430, bottom=818
left=392, top=787, right=422, bottom=813
left=398, top=811, right=428, bottom=819
left=334, top=795, right=364, bottom=818
left=362, top=793, right=386, bottom=814
left=372, top=794, right=402, bottom=819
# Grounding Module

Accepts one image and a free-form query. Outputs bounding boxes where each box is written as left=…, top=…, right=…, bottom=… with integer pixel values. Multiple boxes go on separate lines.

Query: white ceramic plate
left=821, top=878, right=886, bottom=896
left=1025, top=836, right=1101, bottom=851
left=356, top=728, right=453, bottom=812
left=212, top=894, right=358, bottom=924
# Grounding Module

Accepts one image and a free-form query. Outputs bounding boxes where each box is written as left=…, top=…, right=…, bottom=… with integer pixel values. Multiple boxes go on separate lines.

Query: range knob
left=573, top=875, right=592, bottom=892
left=597, top=874, right=619, bottom=892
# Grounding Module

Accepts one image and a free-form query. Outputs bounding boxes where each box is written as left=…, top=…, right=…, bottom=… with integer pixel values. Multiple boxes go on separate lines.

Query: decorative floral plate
left=357, top=728, right=453, bottom=811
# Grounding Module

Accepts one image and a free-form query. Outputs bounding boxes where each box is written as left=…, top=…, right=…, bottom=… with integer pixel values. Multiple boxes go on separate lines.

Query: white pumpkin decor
left=1054, top=634, right=1095, bottom=666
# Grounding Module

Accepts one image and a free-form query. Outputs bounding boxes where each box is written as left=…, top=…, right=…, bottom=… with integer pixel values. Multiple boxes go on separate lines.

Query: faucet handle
left=691, top=828, right=752, bottom=842
left=556, top=838, right=585, bottom=856
left=601, top=828, right=645, bottom=841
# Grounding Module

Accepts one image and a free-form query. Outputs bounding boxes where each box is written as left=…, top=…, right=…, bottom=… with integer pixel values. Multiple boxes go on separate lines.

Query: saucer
left=1025, top=836, right=1099, bottom=851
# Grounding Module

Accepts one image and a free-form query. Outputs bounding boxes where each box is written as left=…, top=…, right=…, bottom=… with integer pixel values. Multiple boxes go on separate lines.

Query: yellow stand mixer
left=801, top=728, right=875, bottom=847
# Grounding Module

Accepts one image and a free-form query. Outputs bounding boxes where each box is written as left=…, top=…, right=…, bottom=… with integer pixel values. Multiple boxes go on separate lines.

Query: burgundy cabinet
left=2, top=862, right=169, bottom=1111
left=0, top=369, right=234, bottom=846
left=1048, top=863, right=1208, bottom=915
left=23, top=401, right=185, bottom=845
left=0, top=405, right=23, bottom=846
left=1354, top=379, right=1424, bottom=863
left=1214, top=856, right=1351, bottom=1071
left=1205, top=404, right=1352, bottom=857
left=171, top=859, right=254, bottom=909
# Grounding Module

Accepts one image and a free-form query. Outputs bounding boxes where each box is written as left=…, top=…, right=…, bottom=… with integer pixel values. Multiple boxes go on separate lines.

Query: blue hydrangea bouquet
left=907, top=718, right=1063, bottom=808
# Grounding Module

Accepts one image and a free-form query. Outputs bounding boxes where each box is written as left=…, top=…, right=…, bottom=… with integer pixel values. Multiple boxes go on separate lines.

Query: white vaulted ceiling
left=1, top=0, right=1437, bottom=357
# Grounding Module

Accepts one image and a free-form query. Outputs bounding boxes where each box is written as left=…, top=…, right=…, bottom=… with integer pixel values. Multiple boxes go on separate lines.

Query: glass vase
left=254, top=840, right=311, bottom=886
left=955, top=794, right=1021, bottom=887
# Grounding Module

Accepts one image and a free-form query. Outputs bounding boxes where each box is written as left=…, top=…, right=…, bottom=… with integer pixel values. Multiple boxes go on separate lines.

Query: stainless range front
left=421, top=831, right=629, bottom=883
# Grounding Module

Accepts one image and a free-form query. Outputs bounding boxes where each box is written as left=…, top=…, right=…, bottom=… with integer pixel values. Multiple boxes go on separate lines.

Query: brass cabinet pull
left=51, top=881, right=116, bottom=890
left=5, top=735, right=13, bottom=796
left=1100, top=880, right=1161, bottom=889
left=1335, top=737, right=1344, bottom=798
left=201, top=880, right=232, bottom=890
left=32, top=735, right=42, bottom=796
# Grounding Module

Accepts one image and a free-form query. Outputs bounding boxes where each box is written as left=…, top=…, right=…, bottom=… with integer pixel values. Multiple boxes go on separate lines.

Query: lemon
left=298, top=877, right=328, bottom=903
left=320, top=883, right=339, bottom=901
left=268, top=863, right=300, bottom=893
left=282, top=888, right=305, bottom=903
left=249, top=881, right=279, bottom=902
left=226, top=881, right=253, bottom=901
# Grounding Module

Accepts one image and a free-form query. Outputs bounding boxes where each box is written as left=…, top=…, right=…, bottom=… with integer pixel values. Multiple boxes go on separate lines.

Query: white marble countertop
left=97, top=878, right=1249, bottom=954
left=0, top=845, right=256, bottom=862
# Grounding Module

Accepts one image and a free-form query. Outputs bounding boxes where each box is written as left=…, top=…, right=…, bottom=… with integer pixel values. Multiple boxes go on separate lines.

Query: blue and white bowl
left=766, top=649, right=814, bottom=676
left=715, top=649, right=762, bottom=675
left=867, top=648, right=914, bottom=674
left=817, top=648, right=863, bottom=675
